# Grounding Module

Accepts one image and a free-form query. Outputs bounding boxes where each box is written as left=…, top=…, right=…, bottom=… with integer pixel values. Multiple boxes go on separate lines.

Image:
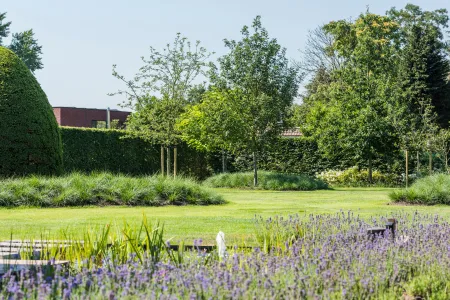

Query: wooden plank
left=0, top=240, right=82, bottom=245
left=0, top=251, right=20, bottom=259
left=0, top=259, right=68, bottom=265
left=0, top=244, right=70, bottom=248
left=0, top=259, right=69, bottom=274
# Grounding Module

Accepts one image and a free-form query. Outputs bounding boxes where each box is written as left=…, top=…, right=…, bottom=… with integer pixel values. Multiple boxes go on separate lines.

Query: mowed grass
left=3, top=187, right=450, bottom=244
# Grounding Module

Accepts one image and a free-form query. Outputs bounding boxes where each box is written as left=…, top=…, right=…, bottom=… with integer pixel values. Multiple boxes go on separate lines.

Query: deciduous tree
left=110, top=33, right=212, bottom=176
left=304, top=12, right=401, bottom=182
left=182, top=16, right=300, bottom=186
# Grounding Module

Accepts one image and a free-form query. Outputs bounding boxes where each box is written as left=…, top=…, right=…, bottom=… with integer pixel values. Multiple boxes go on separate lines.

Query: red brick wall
left=53, top=107, right=62, bottom=125
left=52, top=107, right=131, bottom=128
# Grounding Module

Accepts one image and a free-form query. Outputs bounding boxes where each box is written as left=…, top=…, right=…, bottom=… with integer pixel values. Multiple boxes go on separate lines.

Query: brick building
left=53, top=107, right=131, bottom=128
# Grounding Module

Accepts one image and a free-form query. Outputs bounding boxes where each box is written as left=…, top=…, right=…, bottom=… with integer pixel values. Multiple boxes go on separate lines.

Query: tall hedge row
left=60, top=127, right=221, bottom=178
left=59, top=127, right=340, bottom=178
left=61, top=127, right=406, bottom=178
left=0, top=47, right=63, bottom=177
left=61, top=127, right=160, bottom=175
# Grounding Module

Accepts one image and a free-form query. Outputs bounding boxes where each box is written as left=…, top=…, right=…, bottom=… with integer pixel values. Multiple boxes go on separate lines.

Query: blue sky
left=3, top=0, right=449, bottom=110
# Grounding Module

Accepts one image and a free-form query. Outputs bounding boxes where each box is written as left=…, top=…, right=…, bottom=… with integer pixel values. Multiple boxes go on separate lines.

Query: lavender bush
left=2, top=212, right=450, bottom=299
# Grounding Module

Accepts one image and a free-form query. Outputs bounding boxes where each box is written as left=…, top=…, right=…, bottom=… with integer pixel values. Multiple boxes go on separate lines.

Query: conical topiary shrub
left=0, top=47, right=62, bottom=176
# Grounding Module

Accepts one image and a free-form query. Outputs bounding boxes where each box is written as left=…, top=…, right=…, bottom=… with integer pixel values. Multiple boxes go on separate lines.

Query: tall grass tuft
left=0, top=172, right=224, bottom=207
left=254, top=215, right=305, bottom=253
left=204, top=171, right=328, bottom=190
left=27, top=215, right=188, bottom=270
left=389, top=173, right=450, bottom=205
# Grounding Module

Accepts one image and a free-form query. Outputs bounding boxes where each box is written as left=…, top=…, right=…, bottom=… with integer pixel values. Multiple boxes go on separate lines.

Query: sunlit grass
left=2, top=187, right=450, bottom=244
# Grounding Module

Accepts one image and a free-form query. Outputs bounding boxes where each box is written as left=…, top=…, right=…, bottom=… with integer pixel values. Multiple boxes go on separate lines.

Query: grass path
left=2, top=187, right=450, bottom=244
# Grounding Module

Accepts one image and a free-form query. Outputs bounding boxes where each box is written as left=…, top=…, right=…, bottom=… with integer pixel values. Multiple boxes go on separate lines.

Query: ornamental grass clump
left=3, top=212, right=450, bottom=299
left=0, top=172, right=224, bottom=207
left=204, top=171, right=328, bottom=190
left=390, top=173, right=450, bottom=205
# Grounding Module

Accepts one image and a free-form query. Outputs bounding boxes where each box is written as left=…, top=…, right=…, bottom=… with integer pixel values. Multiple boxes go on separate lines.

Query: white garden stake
left=216, top=231, right=226, bottom=259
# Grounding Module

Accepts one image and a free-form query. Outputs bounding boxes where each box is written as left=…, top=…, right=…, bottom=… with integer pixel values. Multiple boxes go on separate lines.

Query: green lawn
left=2, top=187, right=450, bottom=244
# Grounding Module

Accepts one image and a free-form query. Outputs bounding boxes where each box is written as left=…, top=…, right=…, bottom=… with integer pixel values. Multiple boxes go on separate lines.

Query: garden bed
left=1, top=212, right=449, bottom=299
left=0, top=172, right=224, bottom=207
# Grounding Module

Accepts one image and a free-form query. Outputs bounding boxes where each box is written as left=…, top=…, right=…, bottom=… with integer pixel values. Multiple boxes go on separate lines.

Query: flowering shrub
left=2, top=212, right=450, bottom=299
left=317, top=166, right=402, bottom=187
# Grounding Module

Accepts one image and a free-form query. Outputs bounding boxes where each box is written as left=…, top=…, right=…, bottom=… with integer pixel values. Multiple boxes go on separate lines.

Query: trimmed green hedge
left=60, top=127, right=406, bottom=180
left=61, top=127, right=160, bottom=175
left=61, top=127, right=221, bottom=179
left=0, top=47, right=62, bottom=176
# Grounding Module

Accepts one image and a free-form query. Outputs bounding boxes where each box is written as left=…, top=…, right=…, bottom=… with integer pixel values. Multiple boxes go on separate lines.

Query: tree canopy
left=0, top=12, right=43, bottom=73
left=180, top=16, right=300, bottom=186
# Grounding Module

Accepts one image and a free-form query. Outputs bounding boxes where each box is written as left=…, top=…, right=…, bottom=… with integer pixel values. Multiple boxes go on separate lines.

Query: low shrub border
left=0, top=172, right=225, bottom=207
left=203, top=171, right=328, bottom=190
left=317, top=166, right=404, bottom=187
left=389, top=173, right=450, bottom=205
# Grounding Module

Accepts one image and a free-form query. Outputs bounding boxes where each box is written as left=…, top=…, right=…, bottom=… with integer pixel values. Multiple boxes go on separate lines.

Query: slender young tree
left=181, top=16, right=300, bottom=186
left=110, top=33, right=212, bottom=176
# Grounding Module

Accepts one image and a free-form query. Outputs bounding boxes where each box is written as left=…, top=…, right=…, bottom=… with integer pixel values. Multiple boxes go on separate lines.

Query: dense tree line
left=296, top=4, right=450, bottom=181
left=112, top=4, right=450, bottom=185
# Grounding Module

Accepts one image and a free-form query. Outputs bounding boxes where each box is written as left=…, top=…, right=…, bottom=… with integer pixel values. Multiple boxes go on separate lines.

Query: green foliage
left=404, top=273, right=450, bottom=299
left=388, top=4, right=450, bottom=128
left=230, top=137, right=347, bottom=175
left=178, top=89, right=246, bottom=152
left=17, top=216, right=188, bottom=270
left=185, top=16, right=300, bottom=186
left=307, top=12, right=401, bottom=180
left=8, top=30, right=43, bottom=73
left=0, top=12, right=43, bottom=72
left=390, top=173, right=450, bottom=204
left=60, top=127, right=220, bottom=179
left=203, top=171, right=328, bottom=191
left=61, top=127, right=160, bottom=174
left=317, top=167, right=402, bottom=187
left=0, top=47, right=62, bottom=177
left=302, top=5, right=450, bottom=183
left=125, top=96, right=185, bottom=147
left=254, top=215, right=305, bottom=253
left=111, top=33, right=212, bottom=148
left=0, top=12, right=11, bottom=44
left=0, top=172, right=225, bottom=207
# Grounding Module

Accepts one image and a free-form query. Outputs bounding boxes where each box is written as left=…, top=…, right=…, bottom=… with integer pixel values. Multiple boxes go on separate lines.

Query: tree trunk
left=222, top=150, right=227, bottom=173
left=253, top=151, right=258, bottom=187
left=416, top=152, right=420, bottom=174
left=429, top=152, right=432, bottom=175
left=173, top=146, right=177, bottom=178
left=161, top=146, right=165, bottom=176
left=446, top=152, right=448, bottom=173
left=368, top=152, right=373, bottom=183
left=405, top=149, right=409, bottom=188
left=167, top=147, right=171, bottom=176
